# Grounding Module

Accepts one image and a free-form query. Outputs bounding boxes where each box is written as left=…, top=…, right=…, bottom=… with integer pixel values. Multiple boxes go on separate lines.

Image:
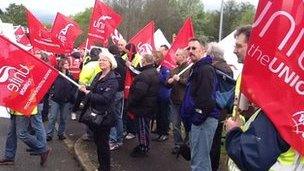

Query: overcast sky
left=0, top=0, right=259, bottom=21
left=203, top=0, right=259, bottom=11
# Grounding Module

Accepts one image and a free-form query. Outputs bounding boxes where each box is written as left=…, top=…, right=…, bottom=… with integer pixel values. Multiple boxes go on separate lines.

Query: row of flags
left=3, top=0, right=304, bottom=157
left=0, top=0, right=195, bottom=116
left=23, top=0, right=195, bottom=70
left=27, top=10, right=82, bottom=54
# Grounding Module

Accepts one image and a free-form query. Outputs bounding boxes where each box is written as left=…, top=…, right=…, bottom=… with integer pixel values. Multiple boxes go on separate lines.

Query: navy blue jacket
left=50, top=72, right=77, bottom=104
left=84, top=71, right=119, bottom=114
left=226, top=110, right=290, bottom=171
left=158, top=65, right=171, bottom=102
left=189, top=56, right=219, bottom=119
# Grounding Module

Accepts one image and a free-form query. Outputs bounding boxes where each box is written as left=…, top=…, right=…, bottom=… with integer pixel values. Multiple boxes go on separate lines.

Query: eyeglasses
left=187, top=46, right=197, bottom=51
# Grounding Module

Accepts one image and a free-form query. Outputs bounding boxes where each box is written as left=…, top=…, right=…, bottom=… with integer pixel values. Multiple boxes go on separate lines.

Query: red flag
left=162, top=17, right=195, bottom=69
left=0, top=36, right=58, bottom=115
left=241, top=0, right=304, bottom=155
left=111, top=29, right=124, bottom=45
left=51, top=13, right=82, bottom=53
left=26, top=9, right=62, bottom=53
left=88, top=0, right=122, bottom=44
left=14, top=26, right=31, bottom=46
left=129, top=21, right=155, bottom=56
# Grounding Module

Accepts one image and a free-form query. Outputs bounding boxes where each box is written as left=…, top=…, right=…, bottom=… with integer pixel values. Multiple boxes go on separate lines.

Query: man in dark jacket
left=128, top=54, right=159, bottom=157
left=166, top=48, right=190, bottom=154
left=183, top=38, right=219, bottom=171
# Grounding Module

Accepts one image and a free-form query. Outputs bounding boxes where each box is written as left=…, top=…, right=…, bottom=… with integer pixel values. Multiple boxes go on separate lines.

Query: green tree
left=73, top=8, right=92, bottom=46
left=202, top=0, right=255, bottom=41
left=0, top=3, right=27, bottom=26
left=71, top=0, right=256, bottom=46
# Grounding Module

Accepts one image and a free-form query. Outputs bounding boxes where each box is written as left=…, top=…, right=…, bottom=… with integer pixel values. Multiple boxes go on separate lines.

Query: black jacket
left=84, top=71, right=119, bottom=115
left=114, top=54, right=126, bottom=92
left=128, top=64, right=159, bottom=118
left=189, top=56, right=218, bottom=117
left=50, top=72, right=77, bottom=104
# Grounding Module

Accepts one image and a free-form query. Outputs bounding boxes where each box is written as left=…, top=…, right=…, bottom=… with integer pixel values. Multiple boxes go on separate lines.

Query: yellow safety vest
left=79, top=61, right=101, bottom=86
left=10, top=107, right=38, bottom=116
left=122, top=53, right=142, bottom=68
left=270, top=149, right=304, bottom=170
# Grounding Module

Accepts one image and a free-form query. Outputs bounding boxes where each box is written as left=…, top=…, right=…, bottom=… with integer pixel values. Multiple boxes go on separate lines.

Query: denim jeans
left=31, top=104, right=47, bottom=150
left=190, top=117, right=218, bottom=171
left=170, top=103, right=183, bottom=146
left=47, top=100, right=72, bottom=137
left=4, top=115, right=48, bottom=160
left=110, top=91, right=124, bottom=144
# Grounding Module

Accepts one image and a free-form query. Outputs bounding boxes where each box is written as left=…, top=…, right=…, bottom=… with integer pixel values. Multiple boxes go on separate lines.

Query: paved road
left=0, top=118, right=82, bottom=171
left=82, top=133, right=191, bottom=171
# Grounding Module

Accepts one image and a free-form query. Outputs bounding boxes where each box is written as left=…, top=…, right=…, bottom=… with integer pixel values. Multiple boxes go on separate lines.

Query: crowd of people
left=0, top=24, right=302, bottom=171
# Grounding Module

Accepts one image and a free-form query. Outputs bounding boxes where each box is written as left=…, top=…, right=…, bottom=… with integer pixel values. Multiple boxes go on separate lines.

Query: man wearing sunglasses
left=182, top=38, right=219, bottom=171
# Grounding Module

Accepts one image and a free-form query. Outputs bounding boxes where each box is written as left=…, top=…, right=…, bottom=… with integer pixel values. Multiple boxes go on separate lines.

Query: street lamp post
left=219, top=0, right=224, bottom=41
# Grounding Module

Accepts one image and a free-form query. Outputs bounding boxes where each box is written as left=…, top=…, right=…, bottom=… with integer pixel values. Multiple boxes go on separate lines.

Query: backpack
left=213, top=68, right=236, bottom=112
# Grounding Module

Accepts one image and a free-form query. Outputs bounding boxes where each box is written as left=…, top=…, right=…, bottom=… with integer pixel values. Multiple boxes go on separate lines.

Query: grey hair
left=206, top=42, right=224, bottom=60
left=175, top=48, right=188, bottom=58
left=142, top=54, right=155, bottom=65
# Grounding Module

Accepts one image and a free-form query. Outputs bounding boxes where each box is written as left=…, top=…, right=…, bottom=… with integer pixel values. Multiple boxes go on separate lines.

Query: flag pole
left=58, top=72, right=80, bottom=88
left=233, top=89, right=242, bottom=120
left=84, top=38, right=89, bottom=55
left=177, top=63, right=193, bottom=76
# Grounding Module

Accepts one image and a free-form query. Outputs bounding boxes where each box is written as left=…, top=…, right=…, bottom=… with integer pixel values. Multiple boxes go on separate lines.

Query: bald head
left=118, top=39, right=127, bottom=53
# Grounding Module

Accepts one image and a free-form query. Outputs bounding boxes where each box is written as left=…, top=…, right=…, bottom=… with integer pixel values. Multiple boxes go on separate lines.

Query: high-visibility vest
left=270, top=149, right=304, bottom=171
left=79, top=61, right=101, bottom=86
left=122, top=53, right=142, bottom=68
left=10, top=107, right=38, bottom=116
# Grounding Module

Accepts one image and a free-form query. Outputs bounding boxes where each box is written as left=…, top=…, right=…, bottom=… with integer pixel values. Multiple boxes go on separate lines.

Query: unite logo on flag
left=58, top=23, right=74, bottom=44
left=292, top=111, right=304, bottom=138
left=93, top=15, right=112, bottom=33
left=111, top=29, right=123, bottom=45
left=137, top=42, right=153, bottom=55
left=241, top=0, right=304, bottom=155
left=0, top=65, right=30, bottom=96
left=0, top=36, right=59, bottom=115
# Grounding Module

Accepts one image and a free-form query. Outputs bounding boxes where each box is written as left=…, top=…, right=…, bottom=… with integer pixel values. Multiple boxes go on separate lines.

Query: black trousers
left=156, top=100, right=170, bottom=135
left=72, top=90, right=85, bottom=112
left=123, top=99, right=137, bottom=134
left=41, top=92, right=49, bottom=121
left=210, top=122, right=224, bottom=171
left=93, top=127, right=111, bottom=171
